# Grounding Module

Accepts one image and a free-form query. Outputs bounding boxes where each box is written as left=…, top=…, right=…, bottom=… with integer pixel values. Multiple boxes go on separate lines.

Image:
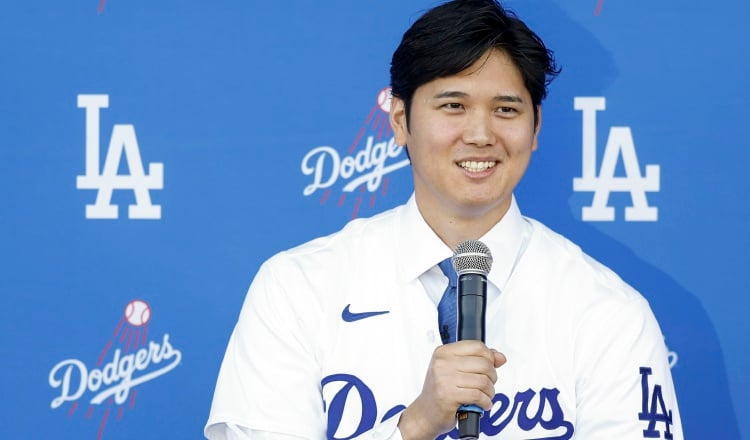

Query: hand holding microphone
left=398, top=240, right=505, bottom=440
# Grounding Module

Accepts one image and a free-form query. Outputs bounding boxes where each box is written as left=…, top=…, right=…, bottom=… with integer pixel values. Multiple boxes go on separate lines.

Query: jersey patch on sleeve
left=638, top=367, right=674, bottom=439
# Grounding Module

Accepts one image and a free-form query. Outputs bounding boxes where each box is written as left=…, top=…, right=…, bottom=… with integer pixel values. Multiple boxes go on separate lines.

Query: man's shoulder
left=523, top=217, right=643, bottom=303
left=268, top=203, right=405, bottom=268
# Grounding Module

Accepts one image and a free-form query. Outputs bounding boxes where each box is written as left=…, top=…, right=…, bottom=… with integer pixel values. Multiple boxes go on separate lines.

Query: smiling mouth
left=458, top=160, right=497, bottom=172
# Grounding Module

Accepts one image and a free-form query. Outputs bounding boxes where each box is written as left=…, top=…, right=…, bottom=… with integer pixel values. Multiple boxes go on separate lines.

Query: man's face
left=390, top=49, right=540, bottom=223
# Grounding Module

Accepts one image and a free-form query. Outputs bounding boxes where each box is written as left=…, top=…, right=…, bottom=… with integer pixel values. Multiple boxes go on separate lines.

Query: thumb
left=491, top=349, right=507, bottom=368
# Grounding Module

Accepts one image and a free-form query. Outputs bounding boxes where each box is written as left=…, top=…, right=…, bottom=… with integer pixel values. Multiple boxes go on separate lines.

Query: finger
left=491, top=349, right=507, bottom=368
left=455, top=379, right=496, bottom=410
left=444, top=339, right=489, bottom=353
left=455, top=356, right=499, bottom=383
left=456, top=371, right=496, bottom=396
left=444, top=340, right=496, bottom=361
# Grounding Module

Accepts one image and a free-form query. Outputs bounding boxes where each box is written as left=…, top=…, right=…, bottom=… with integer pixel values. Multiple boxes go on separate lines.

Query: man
left=206, top=1, right=682, bottom=438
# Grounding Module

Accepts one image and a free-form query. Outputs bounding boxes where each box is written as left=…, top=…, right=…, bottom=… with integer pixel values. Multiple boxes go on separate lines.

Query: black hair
left=390, top=0, right=560, bottom=126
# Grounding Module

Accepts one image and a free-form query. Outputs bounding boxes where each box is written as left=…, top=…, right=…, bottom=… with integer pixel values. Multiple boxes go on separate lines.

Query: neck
left=417, top=198, right=512, bottom=250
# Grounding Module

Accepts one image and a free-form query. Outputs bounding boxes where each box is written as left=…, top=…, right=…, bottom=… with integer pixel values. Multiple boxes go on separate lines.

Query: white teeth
left=458, top=161, right=496, bottom=172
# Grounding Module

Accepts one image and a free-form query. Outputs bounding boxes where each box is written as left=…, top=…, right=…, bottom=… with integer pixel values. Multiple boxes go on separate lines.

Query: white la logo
left=76, top=94, right=163, bottom=219
left=573, top=97, right=659, bottom=222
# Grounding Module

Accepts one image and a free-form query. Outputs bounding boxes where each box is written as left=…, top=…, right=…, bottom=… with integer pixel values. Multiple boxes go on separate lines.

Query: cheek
left=420, top=121, right=460, bottom=148
left=503, top=128, right=537, bottom=155
left=410, top=124, right=449, bottom=153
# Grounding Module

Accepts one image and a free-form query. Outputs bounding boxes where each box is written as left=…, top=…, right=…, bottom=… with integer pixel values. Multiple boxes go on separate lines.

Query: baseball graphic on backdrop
left=124, top=299, right=151, bottom=326
left=377, top=87, right=392, bottom=113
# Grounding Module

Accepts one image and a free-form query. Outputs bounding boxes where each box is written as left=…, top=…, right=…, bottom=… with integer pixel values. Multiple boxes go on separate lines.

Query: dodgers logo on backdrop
left=595, top=0, right=606, bottom=15
left=48, top=299, right=182, bottom=440
left=300, top=87, right=409, bottom=218
left=573, top=97, right=660, bottom=222
left=666, top=342, right=678, bottom=369
left=76, top=94, right=164, bottom=220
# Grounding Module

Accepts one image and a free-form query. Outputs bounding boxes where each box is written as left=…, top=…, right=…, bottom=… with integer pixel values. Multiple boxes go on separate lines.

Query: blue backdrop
left=1, top=1, right=747, bottom=438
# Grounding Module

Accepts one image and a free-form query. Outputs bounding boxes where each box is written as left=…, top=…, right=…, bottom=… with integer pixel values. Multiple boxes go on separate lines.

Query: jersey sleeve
left=573, top=294, right=683, bottom=439
left=205, top=257, right=326, bottom=440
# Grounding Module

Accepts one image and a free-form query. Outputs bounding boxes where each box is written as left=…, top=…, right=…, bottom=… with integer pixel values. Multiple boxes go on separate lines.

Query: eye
left=441, top=102, right=464, bottom=111
left=496, top=106, right=520, bottom=117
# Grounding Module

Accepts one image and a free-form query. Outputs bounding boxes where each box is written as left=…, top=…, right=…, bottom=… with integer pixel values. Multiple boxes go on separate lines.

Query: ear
left=389, top=95, right=409, bottom=146
left=532, top=105, right=542, bottom=152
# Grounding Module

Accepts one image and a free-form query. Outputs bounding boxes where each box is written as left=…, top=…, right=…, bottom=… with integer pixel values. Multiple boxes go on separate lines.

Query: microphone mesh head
left=452, top=239, right=493, bottom=275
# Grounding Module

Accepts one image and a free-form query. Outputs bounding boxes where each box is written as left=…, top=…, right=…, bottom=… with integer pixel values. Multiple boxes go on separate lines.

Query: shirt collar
left=477, top=196, right=529, bottom=292
left=396, top=194, right=529, bottom=291
left=397, top=194, right=454, bottom=284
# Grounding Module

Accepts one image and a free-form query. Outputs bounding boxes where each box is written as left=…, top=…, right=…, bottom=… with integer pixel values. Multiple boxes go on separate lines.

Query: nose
left=462, top=111, right=495, bottom=147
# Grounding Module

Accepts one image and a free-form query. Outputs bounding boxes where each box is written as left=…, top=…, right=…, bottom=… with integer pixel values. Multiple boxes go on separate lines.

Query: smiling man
left=389, top=49, right=539, bottom=251
left=206, top=1, right=682, bottom=439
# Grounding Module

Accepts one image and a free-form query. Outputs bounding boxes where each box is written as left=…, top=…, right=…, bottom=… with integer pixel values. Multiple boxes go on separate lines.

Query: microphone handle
left=456, top=273, right=487, bottom=440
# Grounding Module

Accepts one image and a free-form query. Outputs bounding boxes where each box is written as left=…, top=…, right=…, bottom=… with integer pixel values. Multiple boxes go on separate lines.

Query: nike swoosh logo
left=341, top=304, right=390, bottom=322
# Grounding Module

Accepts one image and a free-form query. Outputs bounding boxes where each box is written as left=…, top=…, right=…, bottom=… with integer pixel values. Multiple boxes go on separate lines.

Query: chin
left=459, top=194, right=509, bottom=212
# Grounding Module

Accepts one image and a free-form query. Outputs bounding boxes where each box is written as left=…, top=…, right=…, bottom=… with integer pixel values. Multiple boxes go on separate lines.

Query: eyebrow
left=433, top=90, right=525, bottom=103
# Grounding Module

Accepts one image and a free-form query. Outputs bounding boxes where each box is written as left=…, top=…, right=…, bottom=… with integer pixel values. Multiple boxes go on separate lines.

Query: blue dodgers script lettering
left=473, top=388, right=573, bottom=439
left=321, top=374, right=573, bottom=439
left=321, top=374, right=404, bottom=440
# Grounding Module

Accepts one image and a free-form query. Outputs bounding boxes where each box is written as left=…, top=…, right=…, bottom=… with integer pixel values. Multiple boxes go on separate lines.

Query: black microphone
left=452, top=239, right=493, bottom=440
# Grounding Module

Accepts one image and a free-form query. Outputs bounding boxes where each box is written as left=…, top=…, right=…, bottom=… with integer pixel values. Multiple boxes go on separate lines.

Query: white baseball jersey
left=206, top=195, right=682, bottom=439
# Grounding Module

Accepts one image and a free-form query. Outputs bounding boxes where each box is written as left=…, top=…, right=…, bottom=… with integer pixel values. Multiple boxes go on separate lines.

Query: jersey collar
left=396, top=193, right=529, bottom=293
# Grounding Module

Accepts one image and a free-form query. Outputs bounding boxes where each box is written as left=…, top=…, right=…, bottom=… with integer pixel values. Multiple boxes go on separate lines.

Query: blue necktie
left=437, top=258, right=457, bottom=344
